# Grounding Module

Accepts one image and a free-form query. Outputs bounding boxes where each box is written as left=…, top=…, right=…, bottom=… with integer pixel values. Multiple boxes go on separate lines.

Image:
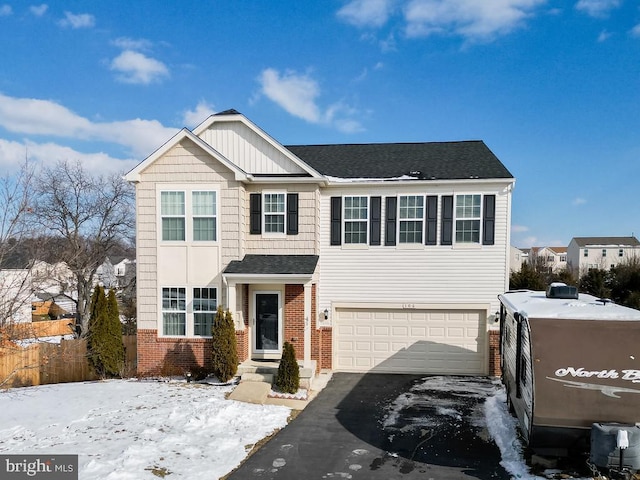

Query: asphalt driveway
left=226, top=373, right=509, bottom=479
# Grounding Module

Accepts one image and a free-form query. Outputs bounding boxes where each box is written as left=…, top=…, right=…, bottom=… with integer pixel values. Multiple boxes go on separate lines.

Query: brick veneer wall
left=488, top=329, right=501, bottom=377
left=284, top=284, right=305, bottom=359
left=137, top=329, right=213, bottom=375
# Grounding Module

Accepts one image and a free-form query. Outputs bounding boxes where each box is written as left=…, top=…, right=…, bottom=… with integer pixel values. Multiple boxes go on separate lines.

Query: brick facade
left=488, top=329, right=501, bottom=377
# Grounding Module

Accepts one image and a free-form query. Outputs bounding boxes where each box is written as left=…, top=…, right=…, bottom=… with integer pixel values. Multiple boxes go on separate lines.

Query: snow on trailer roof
left=498, top=289, right=640, bottom=321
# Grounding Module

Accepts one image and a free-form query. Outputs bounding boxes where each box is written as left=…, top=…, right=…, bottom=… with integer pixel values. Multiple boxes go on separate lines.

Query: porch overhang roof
left=222, top=255, right=319, bottom=284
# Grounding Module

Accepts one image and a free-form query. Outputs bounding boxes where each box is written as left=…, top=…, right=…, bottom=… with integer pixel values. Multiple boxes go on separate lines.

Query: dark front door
left=254, top=292, right=280, bottom=355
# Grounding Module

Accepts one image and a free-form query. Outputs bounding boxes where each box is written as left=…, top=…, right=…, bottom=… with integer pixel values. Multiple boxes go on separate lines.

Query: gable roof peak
left=214, top=108, right=241, bottom=116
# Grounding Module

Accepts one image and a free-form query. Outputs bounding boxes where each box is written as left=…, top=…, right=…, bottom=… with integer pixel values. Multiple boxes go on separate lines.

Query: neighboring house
left=529, top=246, right=567, bottom=273
left=510, top=246, right=528, bottom=272
left=567, top=236, right=640, bottom=276
left=96, top=256, right=136, bottom=289
left=125, top=110, right=515, bottom=377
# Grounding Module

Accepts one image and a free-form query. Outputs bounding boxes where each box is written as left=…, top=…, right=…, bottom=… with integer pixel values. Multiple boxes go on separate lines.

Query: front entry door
left=254, top=292, right=281, bottom=356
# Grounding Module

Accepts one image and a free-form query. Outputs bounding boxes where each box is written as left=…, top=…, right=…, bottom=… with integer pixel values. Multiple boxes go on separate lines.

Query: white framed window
left=162, top=287, right=186, bottom=336
left=193, top=287, right=217, bottom=337
left=159, top=188, right=218, bottom=243
left=161, top=191, right=185, bottom=241
left=192, top=191, right=217, bottom=241
left=455, top=194, right=481, bottom=243
left=560, top=255, right=567, bottom=262
left=619, top=249, right=624, bottom=257
left=584, top=249, right=589, bottom=257
left=399, top=195, right=424, bottom=243
left=344, top=196, right=368, bottom=244
left=602, top=249, right=607, bottom=257
left=263, top=192, right=286, bottom=234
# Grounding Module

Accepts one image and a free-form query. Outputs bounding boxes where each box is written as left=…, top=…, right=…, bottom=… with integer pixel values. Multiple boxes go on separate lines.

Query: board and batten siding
left=317, top=183, right=511, bottom=316
left=134, top=139, right=243, bottom=330
left=199, top=123, right=308, bottom=175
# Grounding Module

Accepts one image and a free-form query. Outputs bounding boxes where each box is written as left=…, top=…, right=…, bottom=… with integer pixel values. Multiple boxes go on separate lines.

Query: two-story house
left=567, top=236, right=640, bottom=276
left=529, top=246, right=567, bottom=273
left=125, top=110, right=515, bottom=377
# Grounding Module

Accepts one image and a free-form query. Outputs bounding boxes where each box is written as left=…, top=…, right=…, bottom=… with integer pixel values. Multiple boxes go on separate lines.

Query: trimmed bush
left=275, top=341, right=300, bottom=394
left=88, top=286, right=124, bottom=377
left=211, top=307, right=238, bottom=383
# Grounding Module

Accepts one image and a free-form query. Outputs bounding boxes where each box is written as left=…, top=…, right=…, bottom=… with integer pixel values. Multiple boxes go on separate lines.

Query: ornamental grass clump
left=275, top=341, right=300, bottom=394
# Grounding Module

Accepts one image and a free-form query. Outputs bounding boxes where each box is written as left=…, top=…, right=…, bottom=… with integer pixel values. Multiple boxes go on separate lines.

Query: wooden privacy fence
left=0, top=335, right=137, bottom=388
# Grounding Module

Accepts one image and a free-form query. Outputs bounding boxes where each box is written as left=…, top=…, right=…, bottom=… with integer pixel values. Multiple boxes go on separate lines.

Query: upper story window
left=160, top=189, right=217, bottom=242
left=264, top=193, right=286, bottom=233
left=455, top=194, right=481, bottom=243
left=584, top=249, right=588, bottom=257
left=161, top=191, right=185, bottom=241
left=344, top=196, right=368, bottom=244
left=192, top=191, right=217, bottom=241
left=602, top=249, right=607, bottom=257
left=619, top=249, right=624, bottom=257
left=399, top=195, right=424, bottom=243
left=560, top=255, right=567, bottom=262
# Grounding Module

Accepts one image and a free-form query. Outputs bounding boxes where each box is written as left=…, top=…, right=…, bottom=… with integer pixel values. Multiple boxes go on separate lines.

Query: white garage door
left=335, top=308, right=487, bottom=375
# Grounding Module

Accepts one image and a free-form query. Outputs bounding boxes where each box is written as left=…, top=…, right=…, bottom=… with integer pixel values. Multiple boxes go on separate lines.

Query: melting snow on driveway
left=0, top=379, right=290, bottom=479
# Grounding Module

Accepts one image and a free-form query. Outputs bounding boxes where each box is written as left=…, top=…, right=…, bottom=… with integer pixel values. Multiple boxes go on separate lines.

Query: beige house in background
left=567, top=236, right=640, bottom=275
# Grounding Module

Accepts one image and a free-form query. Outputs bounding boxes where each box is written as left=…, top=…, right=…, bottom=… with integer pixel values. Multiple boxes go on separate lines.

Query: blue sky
left=0, top=0, right=638, bottom=248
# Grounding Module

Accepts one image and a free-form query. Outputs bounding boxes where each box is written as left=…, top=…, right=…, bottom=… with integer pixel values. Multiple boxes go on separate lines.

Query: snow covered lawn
left=0, top=379, right=291, bottom=480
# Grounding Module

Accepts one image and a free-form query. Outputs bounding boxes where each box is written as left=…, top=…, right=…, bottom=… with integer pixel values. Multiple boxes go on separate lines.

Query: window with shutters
left=398, top=195, right=424, bottom=243
left=344, top=196, right=368, bottom=244
left=263, top=192, right=286, bottom=234
left=250, top=192, right=298, bottom=235
left=455, top=194, right=481, bottom=243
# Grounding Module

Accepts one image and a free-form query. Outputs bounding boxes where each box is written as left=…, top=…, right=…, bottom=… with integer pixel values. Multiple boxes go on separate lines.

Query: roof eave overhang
left=323, top=177, right=515, bottom=188
left=222, top=273, right=314, bottom=284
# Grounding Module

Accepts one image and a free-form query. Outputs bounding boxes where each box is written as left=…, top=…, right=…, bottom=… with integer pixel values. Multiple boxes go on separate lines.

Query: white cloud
left=182, top=101, right=216, bottom=128
left=58, top=11, right=95, bottom=29
left=0, top=138, right=138, bottom=176
left=575, top=0, right=620, bottom=18
left=631, top=24, right=640, bottom=38
left=257, top=68, right=365, bottom=133
left=572, top=197, right=587, bottom=206
left=597, top=29, right=612, bottom=42
left=110, top=50, right=169, bottom=85
left=111, top=37, right=153, bottom=51
left=0, top=93, right=177, bottom=158
left=30, top=4, right=48, bottom=16
left=403, top=0, right=546, bottom=40
left=511, top=225, right=529, bottom=233
left=337, top=0, right=396, bottom=28
left=0, top=4, right=12, bottom=16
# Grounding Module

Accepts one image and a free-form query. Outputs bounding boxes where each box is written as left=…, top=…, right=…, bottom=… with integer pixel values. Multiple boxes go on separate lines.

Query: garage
left=334, top=307, right=487, bottom=375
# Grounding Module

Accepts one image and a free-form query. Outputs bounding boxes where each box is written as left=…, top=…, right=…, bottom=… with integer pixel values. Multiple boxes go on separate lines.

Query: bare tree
left=34, top=160, right=134, bottom=336
left=0, top=161, right=40, bottom=331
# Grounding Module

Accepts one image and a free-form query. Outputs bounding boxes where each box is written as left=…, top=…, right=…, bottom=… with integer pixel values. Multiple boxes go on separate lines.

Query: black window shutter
left=441, top=195, right=453, bottom=246
left=287, top=193, right=299, bottom=235
left=370, top=196, right=381, bottom=246
left=483, top=194, right=496, bottom=245
left=330, top=197, right=342, bottom=245
left=250, top=193, right=261, bottom=234
left=385, top=197, right=397, bottom=246
left=425, top=195, right=438, bottom=245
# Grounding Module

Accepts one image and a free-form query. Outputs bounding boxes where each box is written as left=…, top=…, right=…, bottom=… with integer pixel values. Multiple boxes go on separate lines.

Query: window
left=602, top=249, right=607, bottom=257
left=263, top=193, right=285, bottom=233
left=619, top=249, right=624, bottom=257
left=192, top=191, right=216, bottom=241
left=399, top=195, right=424, bottom=243
left=344, top=196, right=368, bottom=244
left=193, top=287, right=217, bottom=336
left=584, top=249, right=588, bottom=257
left=162, top=287, right=186, bottom=336
left=455, top=194, right=481, bottom=243
left=161, top=192, right=185, bottom=241
left=560, top=255, right=567, bottom=262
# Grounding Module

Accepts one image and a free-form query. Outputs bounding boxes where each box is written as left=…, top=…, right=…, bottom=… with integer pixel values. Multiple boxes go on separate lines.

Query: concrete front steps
left=236, top=359, right=317, bottom=390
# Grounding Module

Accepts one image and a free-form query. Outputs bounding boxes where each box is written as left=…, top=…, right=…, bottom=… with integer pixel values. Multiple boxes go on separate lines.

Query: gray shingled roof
left=224, top=255, right=319, bottom=275
left=572, top=236, right=640, bottom=247
left=286, top=141, right=513, bottom=180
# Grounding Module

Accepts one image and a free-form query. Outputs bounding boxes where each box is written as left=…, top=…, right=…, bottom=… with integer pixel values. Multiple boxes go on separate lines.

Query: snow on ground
left=0, top=379, right=291, bottom=480
left=0, top=376, right=575, bottom=480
